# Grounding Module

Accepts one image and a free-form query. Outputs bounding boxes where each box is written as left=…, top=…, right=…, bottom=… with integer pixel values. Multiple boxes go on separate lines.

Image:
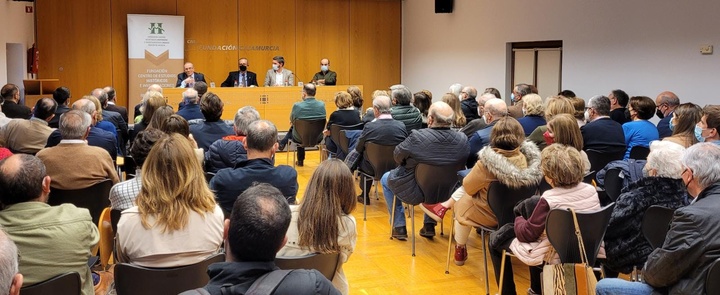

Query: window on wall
left=510, top=41, right=563, bottom=100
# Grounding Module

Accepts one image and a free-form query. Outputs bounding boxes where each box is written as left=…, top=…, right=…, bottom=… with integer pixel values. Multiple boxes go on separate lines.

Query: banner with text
left=127, top=14, right=184, bottom=111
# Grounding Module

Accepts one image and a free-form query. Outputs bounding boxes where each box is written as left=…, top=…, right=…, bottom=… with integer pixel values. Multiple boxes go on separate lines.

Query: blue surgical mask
left=695, top=125, right=706, bottom=142
left=511, top=93, right=515, bottom=102
left=669, top=119, right=675, bottom=132
left=321, top=65, right=329, bottom=72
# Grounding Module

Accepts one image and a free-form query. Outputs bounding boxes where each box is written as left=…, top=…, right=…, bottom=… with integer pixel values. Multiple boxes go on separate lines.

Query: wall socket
left=701, top=45, right=713, bottom=54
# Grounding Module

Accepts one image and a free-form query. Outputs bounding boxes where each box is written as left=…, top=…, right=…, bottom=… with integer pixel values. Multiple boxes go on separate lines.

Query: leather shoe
left=420, top=203, right=448, bottom=222
left=454, top=244, right=468, bottom=266
left=392, top=226, right=408, bottom=240
left=356, top=195, right=370, bottom=205
left=419, top=223, right=436, bottom=239
left=278, top=140, right=287, bottom=151
left=295, top=160, right=303, bottom=167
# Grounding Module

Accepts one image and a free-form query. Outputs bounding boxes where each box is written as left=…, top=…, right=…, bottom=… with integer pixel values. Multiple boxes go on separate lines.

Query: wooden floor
left=282, top=150, right=532, bottom=295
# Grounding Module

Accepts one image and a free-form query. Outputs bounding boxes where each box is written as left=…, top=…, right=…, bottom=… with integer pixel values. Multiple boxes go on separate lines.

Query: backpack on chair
left=180, top=269, right=294, bottom=295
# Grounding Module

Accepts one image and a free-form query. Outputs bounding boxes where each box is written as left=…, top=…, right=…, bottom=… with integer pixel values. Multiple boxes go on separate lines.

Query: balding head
left=372, top=95, right=392, bottom=115
left=0, top=228, right=22, bottom=295
left=183, top=88, right=199, bottom=104
left=656, top=91, right=680, bottom=117
left=72, top=98, right=97, bottom=119
left=0, top=154, right=50, bottom=206
left=428, top=101, right=454, bottom=128
left=103, top=86, right=116, bottom=101
left=462, top=86, right=477, bottom=101
left=91, top=88, right=109, bottom=108
left=33, top=97, right=57, bottom=121
left=476, top=93, right=498, bottom=118
left=484, top=98, right=508, bottom=123
left=147, top=84, right=163, bottom=93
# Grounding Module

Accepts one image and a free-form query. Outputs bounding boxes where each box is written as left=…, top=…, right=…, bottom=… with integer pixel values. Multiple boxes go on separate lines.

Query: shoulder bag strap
left=568, top=208, right=590, bottom=265
left=245, top=269, right=294, bottom=295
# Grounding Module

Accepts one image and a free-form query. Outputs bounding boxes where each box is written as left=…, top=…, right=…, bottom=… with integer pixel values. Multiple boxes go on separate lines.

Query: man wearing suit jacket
left=655, top=91, right=679, bottom=139
left=264, top=56, right=294, bottom=87
left=92, top=88, right=128, bottom=155
left=175, top=62, right=206, bottom=88
left=221, top=58, right=258, bottom=87
left=104, top=86, right=128, bottom=123
left=581, top=95, right=626, bottom=154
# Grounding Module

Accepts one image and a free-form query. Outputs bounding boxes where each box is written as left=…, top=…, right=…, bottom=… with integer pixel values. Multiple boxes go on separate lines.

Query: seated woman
left=347, top=85, right=364, bottom=113
left=527, top=96, right=576, bottom=150
left=623, top=96, right=659, bottom=159
left=116, top=134, right=224, bottom=268
left=545, top=113, right=591, bottom=174
left=441, top=93, right=466, bottom=128
left=130, top=91, right=167, bottom=143
left=503, top=144, right=602, bottom=295
left=160, top=114, right=204, bottom=165
left=604, top=140, right=687, bottom=274
left=324, top=91, right=361, bottom=156
left=421, top=116, right=543, bottom=265
left=147, top=105, right=174, bottom=130
left=663, top=103, right=702, bottom=148
left=516, top=94, right=545, bottom=136
left=413, top=90, right=432, bottom=128
left=277, top=159, right=357, bottom=294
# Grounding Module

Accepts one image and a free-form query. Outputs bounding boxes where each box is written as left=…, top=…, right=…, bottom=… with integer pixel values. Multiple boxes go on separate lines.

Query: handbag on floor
left=542, top=208, right=597, bottom=295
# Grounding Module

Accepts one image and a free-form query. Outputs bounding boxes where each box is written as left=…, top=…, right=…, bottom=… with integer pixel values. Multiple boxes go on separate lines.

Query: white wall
left=0, top=1, right=35, bottom=85
left=402, top=0, right=720, bottom=109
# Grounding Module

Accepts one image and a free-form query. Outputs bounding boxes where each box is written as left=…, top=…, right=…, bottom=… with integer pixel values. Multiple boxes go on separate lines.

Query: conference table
left=163, top=85, right=362, bottom=131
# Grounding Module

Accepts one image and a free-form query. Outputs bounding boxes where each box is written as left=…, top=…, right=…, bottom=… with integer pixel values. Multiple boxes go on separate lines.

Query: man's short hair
left=33, top=97, right=58, bottom=120
left=588, top=95, right=611, bottom=116
left=272, top=56, right=285, bottom=66
left=390, top=84, right=412, bottom=106
left=53, top=87, right=71, bottom=105
left=682, top=143, right=720, bottom=189
left=657, top=91, right=680, bottom=107
left=193, top=82, right=208, bottom=97
left=372, top=95, right=392, bottom=114
left=0, top=154, right=46, bottom=206
left=463, top=87, right=478, bottom=100
left=0, top=229, right=19, bottom=295
left=428, top=101, right=454, bottom=127
left=246, top=120, right=277, bottom=152
left=130, top=128, right=167, bottom=168
left=72, top=99, right=96, bottom=117
left=183, top=88, right=199, bottom=104
left=704, top=105, right=720, bottom=131
left=303, top=83, right=316, bottom=97
left=646, top=140, right=686, bottom=179
left=234, top=106, right=260, bottom=136
left=228, top=183, right=291, bottom=262
left=200, top=92, right=224, bottom=122
left=0, top=84, right=18, bottom=101
left=559, top=90, right=576, bottom=98
left=104, top=86, right=116, bottom=101
left=611, top=89, right=629, bottom=107
left=515, top=84, right=532, bottom=96
left=91, top=88, right=109, bottom=107
left=59, top=110, right=91, bottom=140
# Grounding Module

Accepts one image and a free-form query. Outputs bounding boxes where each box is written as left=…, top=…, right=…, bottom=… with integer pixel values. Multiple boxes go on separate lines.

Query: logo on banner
left=149, top=23, right=165, bottom=34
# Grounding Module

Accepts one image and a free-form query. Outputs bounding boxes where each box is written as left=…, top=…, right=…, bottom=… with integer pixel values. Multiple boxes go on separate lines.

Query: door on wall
left=6, top=43, right=26, bottom=104
left=510, top=41, right=562, bottom=100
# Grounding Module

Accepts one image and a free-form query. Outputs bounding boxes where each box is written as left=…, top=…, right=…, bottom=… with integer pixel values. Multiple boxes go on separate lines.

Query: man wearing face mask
left=310, top=58, right=336, bottom=86
left=507, top=83, right=531, bottom=119
left=581, top=95, right=626, bottom=154
left=264, top=56, right=294, bottom=87
left=654, top=91, right=680, bottom=139
left=459, top=93, right=494, bottom=138
left=466, top=98, right=507, bottom=167
left=596, top=142, right=720, bottom=295
left=698, top=105, right=720, bottom=146
left=221, top=58, right=258, bottom=87
left=459, top=86, right=480, bottom=122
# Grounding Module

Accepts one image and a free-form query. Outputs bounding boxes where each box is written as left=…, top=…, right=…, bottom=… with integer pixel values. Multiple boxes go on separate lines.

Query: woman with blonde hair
left=347, top=85, right=363, bottom=110
left=147, top=105, right=174, bottom=130
left=160, top=114, right=204, bottom=165
left=517, top=94, right=545, bottom=136
left=324, top=91, right=362, bottom=156
left=116, top=133, right=224, bottom=267
left=545, top=113, right=590, bottom=173
left=84, top=95, right=118, bottom=139
left=277, top=159, right=357, bottom=294
left=527, top=96, right=576, bottom=150
left=441, top=93, right=467, bottom=128
left=130, top=91, right=167, bottom=143
left=663, top=103, right=703, bottom=148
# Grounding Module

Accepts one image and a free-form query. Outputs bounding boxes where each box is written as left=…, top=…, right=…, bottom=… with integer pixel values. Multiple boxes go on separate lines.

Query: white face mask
left=272, top=64, right=279, bottom=71
left=483, top=115, right=490, bottom=125
left=522, top=108, right=527, bottom=116
left=584, top=110, right=591, bottom=122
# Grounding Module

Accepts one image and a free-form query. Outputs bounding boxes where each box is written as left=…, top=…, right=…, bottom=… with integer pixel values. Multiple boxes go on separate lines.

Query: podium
left=23, top=79, right=60, bottom=108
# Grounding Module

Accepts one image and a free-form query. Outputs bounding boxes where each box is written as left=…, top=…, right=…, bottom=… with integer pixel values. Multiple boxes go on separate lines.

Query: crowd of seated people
left=4, top=80, right=720, bottom=295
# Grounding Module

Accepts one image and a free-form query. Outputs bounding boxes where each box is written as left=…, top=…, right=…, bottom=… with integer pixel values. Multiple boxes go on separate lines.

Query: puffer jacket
left=391, top=105, right=422, bottom=132
left=204, top=135, right=247, bottom=173
left=604, top=177, right=687, bottom=274
left=387, top=128, right=468, bottom=205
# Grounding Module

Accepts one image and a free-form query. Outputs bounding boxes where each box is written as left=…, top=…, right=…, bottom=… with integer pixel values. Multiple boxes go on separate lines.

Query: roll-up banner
left=127, top=14, right=184, bottom=112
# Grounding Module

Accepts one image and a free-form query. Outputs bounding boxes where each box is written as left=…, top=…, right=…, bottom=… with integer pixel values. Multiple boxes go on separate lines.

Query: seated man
left=49, top=86, right=71, bottom=128
left=176, top=62, right=206, bottom=88
left=389, top=84, right=422, bottom=133
left=0, top=97, right=57, bottom=154
left=189, top=93, right=234, bottom=151
left=185, top=184, right=338, bottom=294
left=310, top=58, right=337, bottom=86
left=176, top=88, right=204, bottom=121
left=210, top=120, right=298, bottom=214
left=0, top=154, right=99, bottom=295
left=46, top=98, right=118, bottom=159
left=109, top=129, right=167, bottom=211
left=0, top=84, right=31, bottom=119
left=93, top=88, right=128, bottom=155
left=381, top=102, right=469, bottom=239
left=467, top=98, right=507, bottom=167
left=37, top=110, right=119, bottom=190
left=205, top=106, right=260, bottom=173
left=278, top=84, right=326, bottom=167
left=699, top=105, right=720, bottom=145
left=596, top=143, right=720, bottom=294
left=0, top=228, right=23, bottom=295
left=581, top=95, right=626, bottom=154
left=354, top=95, right=408, bottom=204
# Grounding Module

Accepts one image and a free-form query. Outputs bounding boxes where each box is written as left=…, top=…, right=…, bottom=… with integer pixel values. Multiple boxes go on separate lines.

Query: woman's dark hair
left=629, top=96, right=656, bottom=120
left=413, top=90, right=432, bottom=116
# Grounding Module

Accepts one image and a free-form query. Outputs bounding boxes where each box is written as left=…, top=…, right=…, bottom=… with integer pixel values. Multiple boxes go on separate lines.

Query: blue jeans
left=380, top=171, right=435, bottom=228
left=596, top=278, right=654, bottom=295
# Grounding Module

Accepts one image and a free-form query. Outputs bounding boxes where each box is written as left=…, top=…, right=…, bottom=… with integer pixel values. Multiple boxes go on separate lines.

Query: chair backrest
left=111, top=208, right=122, bottom=233
left=123, top=156, right=137, bottom=180
left=415, top=163, right=464, bottom=204
left=364, top=142, right=398, bottom=180
left=48, top=179, right=114, bottom=224
left=294, top=119, right=327, bottom=147
left=330, top=123, right=364, bottom=154
left=604, top=168, right=623, bottom=202
left=21, top=272, right=82, bottom=295
left=274, top=253, right=341, bottom=281
left=545, top=203, right=615, bottom=266
left=114, top=253, right=224, bottom=295
left=706, top=258, right=720, bottom=294
left=629, top=146, right=650, bottom=160
left=642, top=205, right=676, bottom=249
left=487, top=181, right=539, bottom=226
left=583, top=171, right=596, bottom=185
left=585, top=149, right=625, bottom=177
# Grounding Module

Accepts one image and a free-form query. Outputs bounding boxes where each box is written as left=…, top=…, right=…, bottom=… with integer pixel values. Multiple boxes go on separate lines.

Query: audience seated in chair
left=277, top=83, right=327, bottom=166
left=186, top=184, right=339, bottom=295
left=210, top=120, right=298, bottom=213
left=37, top=110, right=119, bottom=190
left=655, top=91, right=680, bottom=139
left=0, top=228, right=23, bottom=295
left=175, top=88, right=205, bottom=121
left=0, top=154, right=99, bottom=295
left=129, top=90, right=166, bottom=144
left=277, top=159, right=357, bottom=294
left=92, top=88, right=128, bottom=155
left=109, top=129, right=167, bottom=211
left=596, top=143, right=720, bottom=294
left=516, top=94, right=545, bottom=137
left=527, top=96, right=576, bottom=151
left=422, top=116, right=543, bottom=266
left=48, top=86, right=70, bottom=129
left=466, top=98, right=508, bottom=167
left=188, top=92, right=234, bottom=152
left=412, top=90, right=431, bottom=127
left=459, top=92, right=495, bottom=138
left=459, top=86, right=480, bottom=123
left=46, top=98, right=118, bottom=159
left=581, top=95, right=626, bottom=154
left=0, top=97, right=56, bottom=154
left=699, top=105, right=720, bottom=146
left=204, top=106, right=260, bottom=173
left=0, top=83, right=31, bottom=119
left=381, top=101, right=469, bottom=240
left=604, top=141, right=688, bottom=274
left=116, top=134, right=223, bottom=268
left=160, top=115, right=205, bottom=165
left=323, top=91, right=361, bottom=156
left=623, top=96, right=660, bottom=159
left=389, top=84, right=422, bottom=133
left=663, top=102, right=702, bottom=148
left=545, top=113, right=591, bottom=174
left=441, top=93, right=467, bottom=128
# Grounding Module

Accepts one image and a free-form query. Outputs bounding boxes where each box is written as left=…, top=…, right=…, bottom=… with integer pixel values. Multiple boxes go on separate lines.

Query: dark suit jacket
left=175, top=72, right=206, bottom=87
left=49, top=104, right=70, bottom=129
left=102, top=109, right=128, bottom=154
left=657, top=112, right=674, bottom=139
left=221, top=71, right=258, bottom=87
left=2, top=101, right=31, bottom=119
left=106, top=103, right=128, bottom=123
left=46, top=127, right=117, bottom=159
left=355, top=118, right=408, bottom=176
left=210, top=158, right=298, bottom=212
left=581, top=117, right=626, bottom=153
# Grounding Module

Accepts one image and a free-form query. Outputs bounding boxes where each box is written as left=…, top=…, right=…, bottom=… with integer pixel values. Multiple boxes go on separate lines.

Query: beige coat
left=36, top=142, right=119, bottom=190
